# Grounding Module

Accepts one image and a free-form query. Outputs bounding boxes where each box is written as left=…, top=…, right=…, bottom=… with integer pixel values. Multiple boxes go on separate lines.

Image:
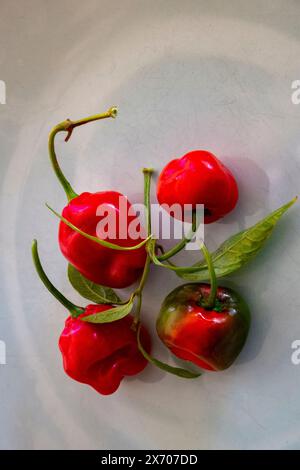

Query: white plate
left=1, top=0, right=300, bottom=450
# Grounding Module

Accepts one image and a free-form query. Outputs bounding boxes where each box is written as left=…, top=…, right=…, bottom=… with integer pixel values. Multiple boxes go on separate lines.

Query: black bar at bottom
left=0, top=449, right=299, bottom=465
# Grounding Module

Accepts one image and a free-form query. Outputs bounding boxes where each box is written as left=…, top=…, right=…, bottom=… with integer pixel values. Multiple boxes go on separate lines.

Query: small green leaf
left=137, top=325, right=201, bottom=379
left=82, top=298, right=133, bottom=323
left=68, top=264, right=121, bottom=305
left=177, top=197, right=297, bottom=281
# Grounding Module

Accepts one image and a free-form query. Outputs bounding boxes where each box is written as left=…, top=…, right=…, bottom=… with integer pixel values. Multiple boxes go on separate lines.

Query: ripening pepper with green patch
left=157, top=283, right=250, bottom=371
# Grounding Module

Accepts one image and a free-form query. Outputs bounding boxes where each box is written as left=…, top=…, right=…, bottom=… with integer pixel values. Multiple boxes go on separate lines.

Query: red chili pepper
left=157, top=283, right=250, bottom=371
left=157, top=150, right=238, bottom=223
left=156, top=245, right=250, bottom=371
left=59, top=191, right=147, bottom=288
left=60, top=306, right=150, bottom=395
left=48, top=108, right=146, bottom=288
left=32, top=240, right=151, bottom=395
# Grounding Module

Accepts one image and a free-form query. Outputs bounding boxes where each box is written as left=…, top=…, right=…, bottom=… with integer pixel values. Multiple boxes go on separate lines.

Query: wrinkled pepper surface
left=32, top=240, right=151, bottom=396
left=60, top=305, right=151, bottom=395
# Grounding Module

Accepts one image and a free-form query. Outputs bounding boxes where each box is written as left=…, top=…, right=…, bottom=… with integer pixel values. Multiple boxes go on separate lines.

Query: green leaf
left=68, top=264, right=121, bottom=305
left=137, top=325, right=201, bottom=379
left=82, top=298, right=133, bottom=323
left=177, top=197, right=297, bottom=281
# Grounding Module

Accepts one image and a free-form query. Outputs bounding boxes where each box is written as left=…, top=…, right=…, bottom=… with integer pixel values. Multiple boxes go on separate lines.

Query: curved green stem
left=48, top=106, right=117, bottom=201
left=48, top=126, right=78, bottom=201
left=136, top=254, right=152, bottom=295
left=156, top=244, right=177, bottom=267
left=157, top=209, right=200, bottom=262
left=132, top=255, right=151, bottom=325
left=200, top=243, right=217, bottom=309
left=132, top=168, right=153, bottom=327
left=136, top=323, right=201, bottom=378
left=143, top=168, right=153, bottom=235
left=157, top=234, right=191, bottom=261
left=46, top=204, right=151, bottom=251
left=150, top=240, right=208, bottom=273
left=32, top=240, right=84, bottom=318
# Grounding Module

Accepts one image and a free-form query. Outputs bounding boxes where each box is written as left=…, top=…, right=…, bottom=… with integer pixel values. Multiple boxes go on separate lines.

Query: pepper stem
left=200, top=243, right=217, bottom=309
left=157, top=208, right=200, bottom=261
left=192, top=208, right=197, bottom=233
left=48, top=106, right=118, bottom=201
left=143, top=168, right=154, bottom=235
left=31, top=240, right=84, bottom=318
left=132, top=168, right=153, bottom=327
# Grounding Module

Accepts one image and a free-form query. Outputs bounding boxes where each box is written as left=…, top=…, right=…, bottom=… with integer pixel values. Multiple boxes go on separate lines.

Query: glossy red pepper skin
left=59, top=191, right=147, bottom=288
left=59, top=304, right=151, bottom=395
left=157, top=150, right=238, bottom=223
left=157, top=283, right=250, bottom=371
